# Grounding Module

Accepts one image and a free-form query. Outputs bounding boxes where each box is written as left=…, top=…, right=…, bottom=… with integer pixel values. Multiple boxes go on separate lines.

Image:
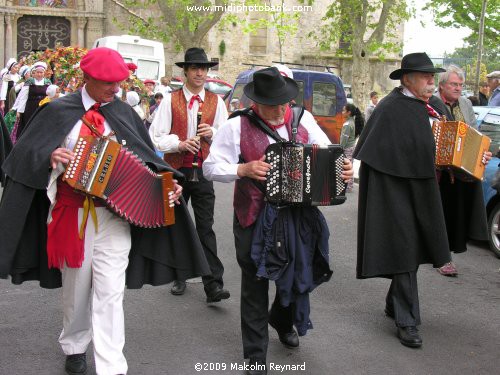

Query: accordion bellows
left=432, top=120, right=490, bottom=180
left=63, top=136, right=175, bottom=227
left=265, top=143, right=346, bottom=206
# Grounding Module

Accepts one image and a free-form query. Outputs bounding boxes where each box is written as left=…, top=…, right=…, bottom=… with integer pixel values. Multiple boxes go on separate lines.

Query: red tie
left=188, top=95, right=202, bottom=110
left=425, top=103, right=440, bottom=119
left=80, top=103, right=105, bottom=136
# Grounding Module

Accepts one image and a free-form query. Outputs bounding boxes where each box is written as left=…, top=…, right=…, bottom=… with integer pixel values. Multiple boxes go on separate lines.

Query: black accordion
left=264, top=143, right=347, bottom=206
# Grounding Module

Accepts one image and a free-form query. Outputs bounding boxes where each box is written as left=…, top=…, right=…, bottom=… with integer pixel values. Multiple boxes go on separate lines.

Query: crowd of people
left=0, top=47, right=496, bottom=375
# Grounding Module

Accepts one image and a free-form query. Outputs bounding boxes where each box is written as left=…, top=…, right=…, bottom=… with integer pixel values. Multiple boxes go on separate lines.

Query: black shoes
left=170, top=280, right=186, bottom=295
left=206, top=285, right=230, bottom=303
left=397, top=326, right=422, bottom=348
left=268, top=319, right=299, bottom=348
left=247, top=358, right=267, bottom=375
left=65, top=353, right=87, bottom=375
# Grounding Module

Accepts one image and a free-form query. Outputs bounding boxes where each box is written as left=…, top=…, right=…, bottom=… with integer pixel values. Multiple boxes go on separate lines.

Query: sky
left=403, top=3, right=472, bottom=58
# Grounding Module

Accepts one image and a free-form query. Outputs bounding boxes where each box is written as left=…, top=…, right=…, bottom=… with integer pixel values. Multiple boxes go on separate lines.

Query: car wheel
left=487, top=202, right=500, bottom=258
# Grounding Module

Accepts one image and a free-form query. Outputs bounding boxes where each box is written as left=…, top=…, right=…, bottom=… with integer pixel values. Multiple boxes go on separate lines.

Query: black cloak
left=0, top=91, right=210, bottom=288
left=353, top=88, right=486, bottom=279
left=0, top=115, right=13, bottom=186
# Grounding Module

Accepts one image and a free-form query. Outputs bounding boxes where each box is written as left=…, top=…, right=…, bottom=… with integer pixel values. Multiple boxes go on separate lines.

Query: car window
left=137, top=59, right=160, bottom=81
left=479, top=111, right=500, bottom=154
left=294, top=81, right=304, bottom=107
left=312, top=82, right=337, bottom=116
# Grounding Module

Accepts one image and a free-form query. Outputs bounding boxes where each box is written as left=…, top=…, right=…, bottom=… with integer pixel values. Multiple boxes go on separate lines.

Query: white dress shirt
left=148, top=86, right=228, bottom=153
left=203, top=109, right=331, bottom=183
left=0, top=73, right=20, bottom=100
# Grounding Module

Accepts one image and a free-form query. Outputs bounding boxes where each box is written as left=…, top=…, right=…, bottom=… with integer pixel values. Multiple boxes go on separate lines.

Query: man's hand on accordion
left=51, top=147, right=75, bottom=169
left=483, top=151, right=493, bottom=165
left=341, top=158, right=354, bottom=182
left=237, top=155, right=271, bottom=181
left=170, top=180, right=183, bottom=205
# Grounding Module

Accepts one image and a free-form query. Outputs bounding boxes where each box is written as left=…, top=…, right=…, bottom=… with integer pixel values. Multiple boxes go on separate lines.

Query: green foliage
left=219, top=40, right=226, bottom=57
left=424, top=0, right=499, bottom=64
left=311, top=0, right=411, bottom=57
left=115, top=0, right=228, bottom=49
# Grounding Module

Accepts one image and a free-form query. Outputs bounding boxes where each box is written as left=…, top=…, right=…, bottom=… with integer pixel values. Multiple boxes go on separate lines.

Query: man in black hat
left=203, top=67, right=353, bottom=375
left=150, top=47, right=230, bottom=302
left=353, top=52, right=490, bottom=348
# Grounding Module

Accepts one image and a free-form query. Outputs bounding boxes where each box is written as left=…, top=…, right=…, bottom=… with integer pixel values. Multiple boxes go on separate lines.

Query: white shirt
left=0, top=73, right=20, bottom=100
left=203, top=109, right=331, bottom=183
left=14, top=78, right=47, bottom=113
left=149, top=86, right=228, bottom=153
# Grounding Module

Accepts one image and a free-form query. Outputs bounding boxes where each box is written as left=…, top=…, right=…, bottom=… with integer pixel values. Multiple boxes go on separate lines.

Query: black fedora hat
left=244, top=67, right=298, bottom=106
left=175, top=47, right=218, bottom=68
left=389, top=52, right=445, bottom=80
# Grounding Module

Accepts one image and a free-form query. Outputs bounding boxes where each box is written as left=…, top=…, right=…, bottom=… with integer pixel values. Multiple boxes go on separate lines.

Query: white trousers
left=59, top=207, right=131, bottom=375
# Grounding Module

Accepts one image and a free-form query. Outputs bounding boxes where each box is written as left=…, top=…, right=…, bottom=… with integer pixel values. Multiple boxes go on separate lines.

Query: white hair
left=438, top=65, right=465, bottom=85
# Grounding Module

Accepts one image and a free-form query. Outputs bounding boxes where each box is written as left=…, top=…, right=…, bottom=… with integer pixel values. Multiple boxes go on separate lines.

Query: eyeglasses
left=447, top=82, right=464, bottom=88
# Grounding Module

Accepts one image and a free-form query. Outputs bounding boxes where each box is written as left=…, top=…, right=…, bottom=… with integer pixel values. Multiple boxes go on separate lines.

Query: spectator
left=340, top=103, right=364, bottom=192
left=486, top=71, right=500, bottom=106
left=157, top=76, right=172, bottom=95
left=364, top=91, right=378, bottom=121
left=478, top=81, right=489, bottom=106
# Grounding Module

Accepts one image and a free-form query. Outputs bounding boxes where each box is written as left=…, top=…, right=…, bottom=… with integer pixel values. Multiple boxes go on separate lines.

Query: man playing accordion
left=203, top=66, right=353, bottom=375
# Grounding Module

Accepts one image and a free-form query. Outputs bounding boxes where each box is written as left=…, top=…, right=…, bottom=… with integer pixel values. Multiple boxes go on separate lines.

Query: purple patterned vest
left=234, top=111, right=308, bottom=228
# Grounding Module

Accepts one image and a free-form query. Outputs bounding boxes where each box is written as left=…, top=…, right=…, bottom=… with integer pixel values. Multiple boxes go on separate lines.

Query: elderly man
left=204, top=67, right=353, bottom=375
left=354, top=52, right=489, bottom=349
left=487, top=71, right=500, bottom=106
left=150, top=47, right=230, bottom=302
left=0, top=47, right=209, bottom=375
left=433, top=65, right=487, bottom=277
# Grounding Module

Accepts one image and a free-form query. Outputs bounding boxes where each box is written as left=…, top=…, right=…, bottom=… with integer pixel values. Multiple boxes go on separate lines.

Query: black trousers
left=234, top=214, right=293, bottom=361
left=179, top=168, right=224, bottom=292
left=386, top=271, right=421, bottom=327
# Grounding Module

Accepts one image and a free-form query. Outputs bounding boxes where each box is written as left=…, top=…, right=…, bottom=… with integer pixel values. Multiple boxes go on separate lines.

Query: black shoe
left=385, top=306, right=395, bottom=319
left=170, top=280, right=186, bottom=295
left=397, top=326, right=422, bottom=348
left=206, top=286, right=230, bottom=303
left=269, top=319, right=299, bottom=348
left=247, top=358, right=267, bottom=375
left=65, top=353, right=87, bottom=375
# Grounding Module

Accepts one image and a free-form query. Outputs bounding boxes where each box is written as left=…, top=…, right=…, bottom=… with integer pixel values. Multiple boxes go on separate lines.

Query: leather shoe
left=397, top=326, right=422, bottom=348
left=171, top=280, right=186, bottom=295
left=206, top=286, right=230, bottom=303
left=65, top=353, right=87, bottom=375
left=247, top=358, right=267, bottom=375
left=269, top=319, right=299, bottom=348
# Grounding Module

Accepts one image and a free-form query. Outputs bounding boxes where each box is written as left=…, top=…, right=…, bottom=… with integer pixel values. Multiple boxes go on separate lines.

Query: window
left=312, top=82, right=337, bottom=116
left=137, top=60, right=160, bottom=81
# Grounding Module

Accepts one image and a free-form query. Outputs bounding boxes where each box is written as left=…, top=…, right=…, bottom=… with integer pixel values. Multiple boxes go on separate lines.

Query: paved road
left=1, top=182, right=499, bottom=375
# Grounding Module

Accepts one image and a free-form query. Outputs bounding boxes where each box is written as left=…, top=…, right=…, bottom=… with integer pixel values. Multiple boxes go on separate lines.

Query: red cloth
left=425, top=103, right=440, bottom=119
left=46, top=180, right=104, bottom=269
left=80, top=47, right=129, bottom=82
left=188, top=94, right=202, bottom=110
left=80, top=103, right=105, bottom=136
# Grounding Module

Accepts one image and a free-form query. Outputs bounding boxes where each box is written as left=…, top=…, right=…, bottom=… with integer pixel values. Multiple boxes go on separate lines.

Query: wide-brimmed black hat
left=389, top=52, right=445, bottom=80
left=175, top=47, right=218, bottom=68
left=244, top=67, right=298, bottom=106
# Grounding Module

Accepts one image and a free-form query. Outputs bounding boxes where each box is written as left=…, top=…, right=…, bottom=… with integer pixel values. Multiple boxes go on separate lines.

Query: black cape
left=0, top=91, right=210, bottom=288
left=0, top=115, right=12, bottom=186
left=353, top=88, right=487, bottom=279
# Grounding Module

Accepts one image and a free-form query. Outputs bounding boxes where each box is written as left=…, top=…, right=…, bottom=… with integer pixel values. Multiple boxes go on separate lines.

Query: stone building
left=0, top=0, right=403, bottom=93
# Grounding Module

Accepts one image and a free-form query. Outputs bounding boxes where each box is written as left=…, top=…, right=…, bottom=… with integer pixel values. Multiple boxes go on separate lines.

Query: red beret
left=80, top=47, right=129, bottom=82
left=143, top=79, right=156, bottom=85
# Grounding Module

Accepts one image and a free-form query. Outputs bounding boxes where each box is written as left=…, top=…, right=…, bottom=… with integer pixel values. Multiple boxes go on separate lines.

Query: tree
left=312, top=0, right=411, bottom=111
left=112, top=0, right=227, bottom=50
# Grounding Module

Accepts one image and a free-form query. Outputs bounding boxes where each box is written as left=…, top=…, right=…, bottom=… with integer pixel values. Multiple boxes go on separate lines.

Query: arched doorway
left=17, top=15, right=71, bottom=58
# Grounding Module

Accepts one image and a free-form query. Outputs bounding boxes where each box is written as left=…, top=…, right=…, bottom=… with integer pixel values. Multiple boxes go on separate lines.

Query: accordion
left=63, top=135, right=175, bottom=227
left=432, top=120, right=490, bottom=180
left=265, top=143, right=346, bottom=206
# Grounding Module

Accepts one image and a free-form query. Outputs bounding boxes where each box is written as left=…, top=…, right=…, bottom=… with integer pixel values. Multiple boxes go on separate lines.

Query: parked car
left=482, top=155, right=500, bottom=258
left=474, top=106, right=500, bottom=155
left=225, top=67, right=348, bottom=143
left=204, top=78, right=232, bottom=97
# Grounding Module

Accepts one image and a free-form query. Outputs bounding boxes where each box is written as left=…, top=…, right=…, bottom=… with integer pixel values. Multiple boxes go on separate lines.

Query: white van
left=92, top=35, right=165, bottom=82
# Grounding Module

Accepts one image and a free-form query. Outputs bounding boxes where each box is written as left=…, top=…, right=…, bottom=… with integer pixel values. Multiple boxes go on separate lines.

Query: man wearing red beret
left=0, top=47, right=210, bottom=375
